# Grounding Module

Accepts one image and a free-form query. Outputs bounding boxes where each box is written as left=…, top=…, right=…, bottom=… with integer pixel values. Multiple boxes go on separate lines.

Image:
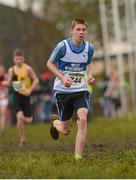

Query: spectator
left=0, top=65, right=9, bottom=134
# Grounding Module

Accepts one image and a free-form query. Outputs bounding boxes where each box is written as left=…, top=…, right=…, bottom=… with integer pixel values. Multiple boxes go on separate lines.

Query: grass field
left=1, top=114, right=136, bottom=178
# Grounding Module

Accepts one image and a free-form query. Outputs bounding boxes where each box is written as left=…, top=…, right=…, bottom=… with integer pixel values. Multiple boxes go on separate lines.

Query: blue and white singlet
left=49, top=38, right=94, bottom=93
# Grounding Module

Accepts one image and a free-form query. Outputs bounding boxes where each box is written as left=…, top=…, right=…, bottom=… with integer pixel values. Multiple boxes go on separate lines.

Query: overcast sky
left=0, top=0, right=19, bottom=7
left=0, top=0, right=42, bottom=16
left=0, top=0, right=15, bottom=6
left=0, top=0, right=27, bottom=9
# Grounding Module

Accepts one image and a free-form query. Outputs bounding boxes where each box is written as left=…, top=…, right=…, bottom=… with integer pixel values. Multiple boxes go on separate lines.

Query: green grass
left=1, top=114, right=136, bottom=178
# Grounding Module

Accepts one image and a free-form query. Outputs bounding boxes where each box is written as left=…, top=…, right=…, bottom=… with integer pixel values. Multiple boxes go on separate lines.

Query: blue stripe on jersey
left=58, top=60, right=87, bottom=71
left=87, top=44, right=94, bottom=64
left=49, top=41, right=66, bottom=64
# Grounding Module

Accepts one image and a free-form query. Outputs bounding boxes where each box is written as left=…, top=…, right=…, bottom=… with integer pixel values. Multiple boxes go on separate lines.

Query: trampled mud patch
left=1, top=138, right=136, bottom=155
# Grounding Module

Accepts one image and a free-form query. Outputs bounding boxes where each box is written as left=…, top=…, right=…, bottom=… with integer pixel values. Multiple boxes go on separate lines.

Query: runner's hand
left=88, top=76, right=95, bottom=85
left=62, top=77, right=72, bottom=88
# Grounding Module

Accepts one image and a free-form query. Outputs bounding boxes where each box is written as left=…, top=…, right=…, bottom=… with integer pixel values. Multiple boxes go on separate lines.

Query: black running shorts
left=13, top=92, right=32, bottom=117
left=56, top=91, right=90, bottom=121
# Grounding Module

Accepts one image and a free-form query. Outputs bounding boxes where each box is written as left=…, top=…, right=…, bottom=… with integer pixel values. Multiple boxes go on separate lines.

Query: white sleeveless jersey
left=53, top=40, right=89, bottom=92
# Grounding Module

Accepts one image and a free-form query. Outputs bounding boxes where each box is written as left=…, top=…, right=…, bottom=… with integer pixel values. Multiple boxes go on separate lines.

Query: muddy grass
left=1, top=115, right=136, bottom=178
left=1, top=136, right=136, bottom=154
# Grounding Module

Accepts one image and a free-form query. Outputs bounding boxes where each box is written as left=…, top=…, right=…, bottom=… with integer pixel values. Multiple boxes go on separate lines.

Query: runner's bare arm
left=87, top=63, right=95, bottom=85
left=47, top=60, right=72, bottom=87
left=2, top=68, right=13, bottom=86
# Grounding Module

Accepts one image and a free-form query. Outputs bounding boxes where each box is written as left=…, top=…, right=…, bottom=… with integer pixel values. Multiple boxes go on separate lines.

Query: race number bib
left=12, top=81, right=26, bottom=92
left=68, top=72, right=86, bottom=87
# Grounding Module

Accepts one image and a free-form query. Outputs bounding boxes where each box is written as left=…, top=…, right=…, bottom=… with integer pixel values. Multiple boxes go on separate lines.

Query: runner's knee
left=77, top=113, right=87, bottom=129
left=25, top=117, right=32, bottom=123
left=63, top=128, right=71, bottom=135
left=16, top=111, right=24, bottom=121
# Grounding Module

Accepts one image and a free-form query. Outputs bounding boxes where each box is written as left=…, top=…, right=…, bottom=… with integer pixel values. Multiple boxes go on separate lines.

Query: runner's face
left=71, top=23, right=87, bottom=45
left=13, top=55, right=24, bottom=66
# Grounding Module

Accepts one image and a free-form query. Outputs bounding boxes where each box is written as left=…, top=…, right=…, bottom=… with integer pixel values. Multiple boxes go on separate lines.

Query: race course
left=0, top=114, right=136, bottom=178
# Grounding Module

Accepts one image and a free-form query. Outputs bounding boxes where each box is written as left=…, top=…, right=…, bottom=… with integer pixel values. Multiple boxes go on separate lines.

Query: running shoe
left=50, top=114, right=59, bottom=140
